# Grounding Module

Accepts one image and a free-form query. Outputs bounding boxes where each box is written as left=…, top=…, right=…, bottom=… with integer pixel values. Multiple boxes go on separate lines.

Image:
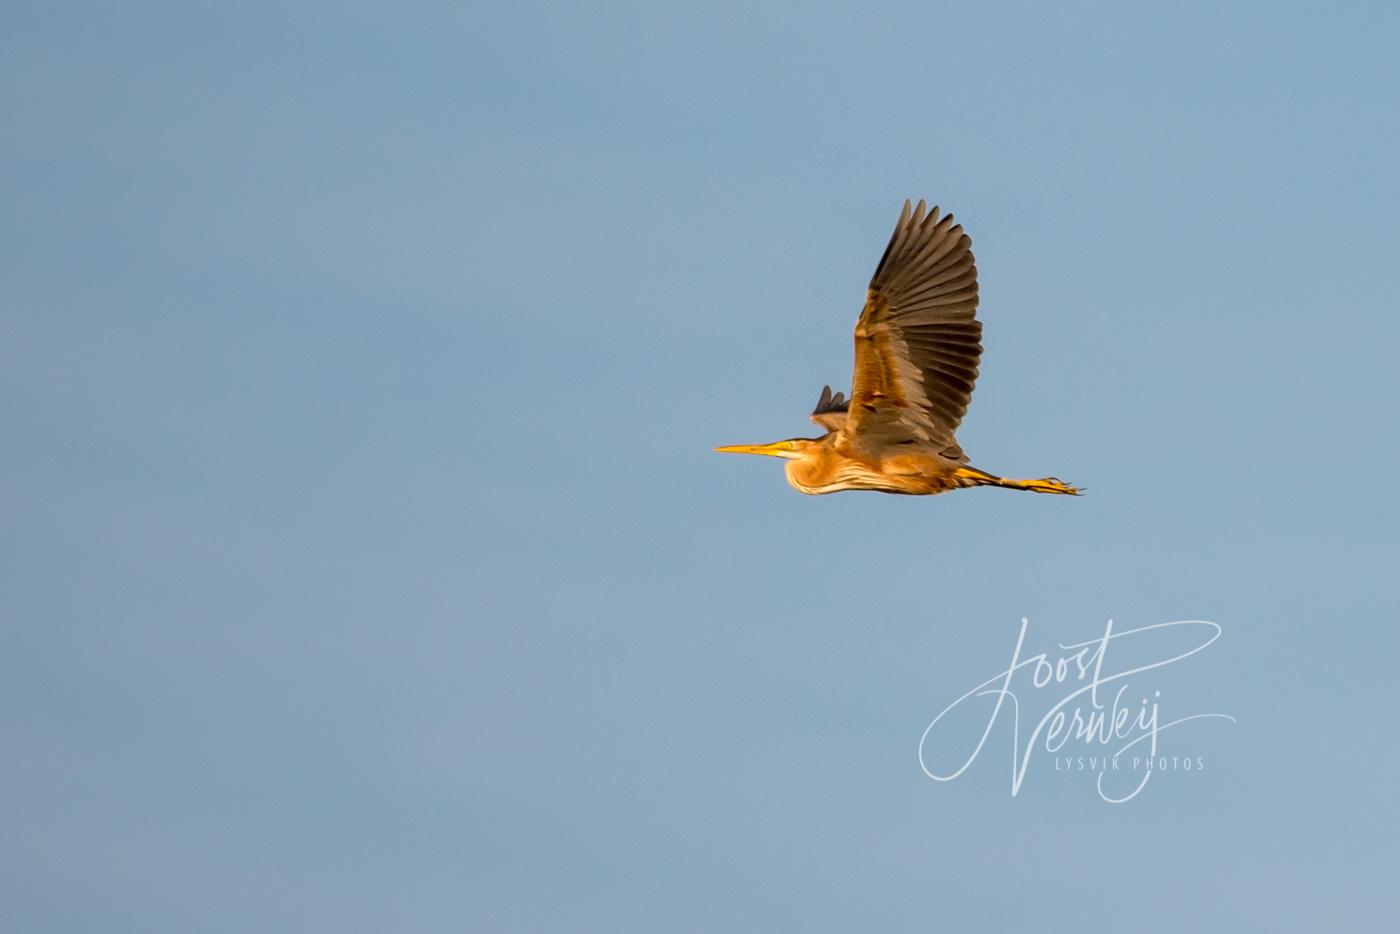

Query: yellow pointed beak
left=714, top=441, right=795, bottom=458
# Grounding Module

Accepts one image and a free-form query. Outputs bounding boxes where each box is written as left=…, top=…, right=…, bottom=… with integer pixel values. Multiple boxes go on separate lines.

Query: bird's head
left=713, top=438, right=819, bottom=460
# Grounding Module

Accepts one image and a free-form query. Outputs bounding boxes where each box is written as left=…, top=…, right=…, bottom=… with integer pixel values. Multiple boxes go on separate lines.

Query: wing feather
left=843, top=200, right=983, bottom=461
left=809, top=384, right=849, bottom=432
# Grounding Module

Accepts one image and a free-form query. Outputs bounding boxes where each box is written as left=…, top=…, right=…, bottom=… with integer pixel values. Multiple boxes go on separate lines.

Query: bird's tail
left=955, top=466, right=1082, bottom=496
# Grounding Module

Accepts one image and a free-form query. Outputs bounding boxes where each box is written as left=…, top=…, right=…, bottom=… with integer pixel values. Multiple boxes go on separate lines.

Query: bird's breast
left=784, top=449, right=959, bottom=495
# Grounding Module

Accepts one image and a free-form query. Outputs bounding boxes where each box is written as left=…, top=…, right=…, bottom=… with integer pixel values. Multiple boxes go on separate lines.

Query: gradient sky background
left=5, top=2, right=1399, bottom=931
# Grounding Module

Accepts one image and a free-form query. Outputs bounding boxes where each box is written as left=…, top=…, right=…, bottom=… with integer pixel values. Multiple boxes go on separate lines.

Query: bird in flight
left=716, top=199, right=1081, bottom=497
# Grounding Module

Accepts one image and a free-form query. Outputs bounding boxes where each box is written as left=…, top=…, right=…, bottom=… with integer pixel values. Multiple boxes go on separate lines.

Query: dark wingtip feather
left=812, top=385, right=850, bottom=415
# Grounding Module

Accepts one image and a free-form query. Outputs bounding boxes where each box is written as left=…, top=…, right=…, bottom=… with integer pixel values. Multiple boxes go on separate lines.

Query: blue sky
left=4, top=2, right=1399, bottom=931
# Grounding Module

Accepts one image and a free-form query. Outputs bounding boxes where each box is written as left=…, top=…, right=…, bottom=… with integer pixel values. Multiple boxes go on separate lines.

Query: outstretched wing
left=809, top=384, right=849, bottom=432
left=843, top=199, right=982, bottom=461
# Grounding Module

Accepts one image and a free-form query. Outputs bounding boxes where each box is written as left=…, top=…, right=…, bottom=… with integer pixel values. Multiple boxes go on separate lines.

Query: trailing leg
left=954, top=466, right=1082, bottom=496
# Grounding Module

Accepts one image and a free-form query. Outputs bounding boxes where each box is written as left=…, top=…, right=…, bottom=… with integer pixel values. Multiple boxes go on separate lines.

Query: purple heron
left=716, top=199, right=1081, bottom=497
